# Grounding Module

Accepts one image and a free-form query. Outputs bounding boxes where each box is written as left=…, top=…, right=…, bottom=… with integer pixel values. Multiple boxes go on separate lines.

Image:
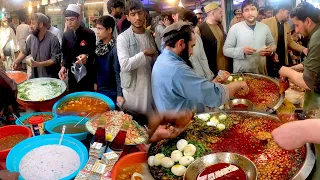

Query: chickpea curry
left=57, top=97, right=109, bottom=116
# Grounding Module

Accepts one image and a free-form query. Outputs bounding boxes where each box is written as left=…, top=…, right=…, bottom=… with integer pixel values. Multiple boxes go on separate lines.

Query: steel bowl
left=184, top=152, right=258, bottom=180
left=225, top=99, right=254, bottom=111
left=229, top=73, right=285, bottom=113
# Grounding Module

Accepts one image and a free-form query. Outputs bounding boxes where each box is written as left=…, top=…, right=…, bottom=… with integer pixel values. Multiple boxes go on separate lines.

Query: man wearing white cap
left=195, top=2, right=231, bottom=74
left=59, top=4, right=97, bottom=93
left=193, top=9, right=204, bottom=25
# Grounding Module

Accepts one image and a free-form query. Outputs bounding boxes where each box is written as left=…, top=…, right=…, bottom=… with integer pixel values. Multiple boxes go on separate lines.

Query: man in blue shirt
left=152, top=22, right=249, bottom=112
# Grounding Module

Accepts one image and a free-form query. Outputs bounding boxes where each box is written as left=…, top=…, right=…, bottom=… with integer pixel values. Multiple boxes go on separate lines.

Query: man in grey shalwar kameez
left=117, top=0, right=158, bottom=115
left=223, top=0, right=276, bottom=75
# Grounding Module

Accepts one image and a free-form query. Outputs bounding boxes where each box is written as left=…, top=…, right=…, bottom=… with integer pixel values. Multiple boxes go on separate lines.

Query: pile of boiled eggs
left=148, top=139, right=196, bottom=176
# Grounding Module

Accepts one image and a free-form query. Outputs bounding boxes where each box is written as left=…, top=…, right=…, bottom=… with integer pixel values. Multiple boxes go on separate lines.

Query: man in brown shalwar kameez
left=195, top=2, right=231, bottom=74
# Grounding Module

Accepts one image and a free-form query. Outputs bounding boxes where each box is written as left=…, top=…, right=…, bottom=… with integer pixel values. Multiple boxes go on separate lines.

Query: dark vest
left=198, top=22, right=227, bottom=74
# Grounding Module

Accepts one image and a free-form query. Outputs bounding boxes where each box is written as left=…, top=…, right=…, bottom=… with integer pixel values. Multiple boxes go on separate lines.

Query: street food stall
left=1, top=73, right=320, bottom=180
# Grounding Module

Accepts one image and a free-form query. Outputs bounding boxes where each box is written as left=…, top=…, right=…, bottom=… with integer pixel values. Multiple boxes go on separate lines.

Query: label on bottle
left=106, top=147, right=122, bottom=157
left=99, top=146, right=106, bottom=159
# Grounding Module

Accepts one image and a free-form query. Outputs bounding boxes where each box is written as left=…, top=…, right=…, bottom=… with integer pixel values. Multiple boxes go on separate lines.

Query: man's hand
left=75, top=54, right=88, bottom=64
left=290, top=64, right=304, bottom=72
left=26, top=58, right=40, bottom=68
left=0, top=170, right=19, bottom=180
left=1, top=55, right=6, bottom=61
left=243, top=46, right=257, bottom=55
left=279, top=66, right=292, bottom=78
left=143, top=48, right=156, bottom=57
left=58, top=66, right=68, bottom=80
left=117, top=96, right=125, bottom=107
left=237, top=81, right=249, bottom=95
left=303, top=48, right=308, bottom=56
left=259, top=46, right=273, bottom=56
left=12, top=62, right=19, bottom=70
left=212, top=70, right=230, bottom=83
left=148, top=110, right=193, bottom=143
left=272, top=121, right=307, bottom=150
left=272, top=53, right=279, bottom=62
left=94, top=83, right=98, bottom=92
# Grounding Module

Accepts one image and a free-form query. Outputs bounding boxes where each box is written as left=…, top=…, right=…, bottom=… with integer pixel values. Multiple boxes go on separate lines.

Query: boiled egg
left=217, top=124, right=226, bottom=131
left=171, top=165, right=187, bottom=176
left=177, top=139, right=188, bottom=152
left=154, top=153, right=165, bottom=166
left=227, top=76, right=233, bottom=81
left=160, top=157, right=175, bottom=168
left=210, top=117, right=220, bottom=126
left=207, top=121, right=216, bottom=126
left=148, top=156, right=155, bottom=167
left=171, top=150, right=183, bottom=162
left=184, top=144, right=196, bottom=156
left=218, top=114, right=227, bottom=120
left=179, top=156, right=195, bottom=166
left=197, top=114, right=210, bottom=121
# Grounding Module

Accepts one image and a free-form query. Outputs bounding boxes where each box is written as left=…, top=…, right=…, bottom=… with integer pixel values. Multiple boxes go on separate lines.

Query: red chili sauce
left=232, top=104, right=249, bottom=110
left=197, top=163, right=247, bottom=180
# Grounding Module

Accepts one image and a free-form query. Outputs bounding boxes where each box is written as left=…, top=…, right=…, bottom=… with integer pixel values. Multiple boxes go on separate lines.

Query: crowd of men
left=0, top=0, right=319, bottom=119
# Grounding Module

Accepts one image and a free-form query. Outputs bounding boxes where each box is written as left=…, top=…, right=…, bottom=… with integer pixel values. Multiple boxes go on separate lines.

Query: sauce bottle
left=91, top=127, right=106, bottom=159
left=107, top=122, right=129, bottom=157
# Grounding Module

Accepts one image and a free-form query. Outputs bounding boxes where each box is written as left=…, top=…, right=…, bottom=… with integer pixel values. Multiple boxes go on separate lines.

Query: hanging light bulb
left=178, top=0, right=183, bottom=7
left=28, top=1, right=33, bottom=13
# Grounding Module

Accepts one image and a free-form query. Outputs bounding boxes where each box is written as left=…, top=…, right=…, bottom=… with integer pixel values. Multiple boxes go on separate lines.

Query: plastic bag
left=71, top=62, right=87, bottom=82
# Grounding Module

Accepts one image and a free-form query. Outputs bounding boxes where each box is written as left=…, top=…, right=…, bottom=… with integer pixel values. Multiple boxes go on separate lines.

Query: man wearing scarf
left=95, top=16, right=124, bottom=106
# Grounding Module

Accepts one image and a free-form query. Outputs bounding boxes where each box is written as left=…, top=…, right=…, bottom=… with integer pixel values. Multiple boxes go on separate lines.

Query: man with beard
left=279, top=2, right=320, bottom=114
left=193, top=9, right=204, bottom=25
left=13, top=13, right=61, bottom=79
left=59, top=4, right=96, bottom=93
left=117, top=0, right=158, bottom=115
left=264, top=6, right=274, bottom=19
left=229, top=9, right=244, bottom=29
left=195, top=2, right=230, bottom=74
left=107, top=0, right=124, bottom=38
left=223, top=0, right=276, bottom=75
left=262, top=3, right=307, bottom=77
left=152, top=22, right=249, bottom=112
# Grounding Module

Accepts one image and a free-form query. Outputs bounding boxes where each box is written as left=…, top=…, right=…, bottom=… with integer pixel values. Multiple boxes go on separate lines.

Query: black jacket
left=62, top=25, right=96, bottom=93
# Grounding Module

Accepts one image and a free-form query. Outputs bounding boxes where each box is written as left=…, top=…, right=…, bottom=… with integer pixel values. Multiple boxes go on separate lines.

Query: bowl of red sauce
left=0, top=125, right=32, bottom=159
left=225, top=99, right=254, bottom=111
left=6, top=71, right=28, bottom=84
left=184, top=152, right=257, bottom=180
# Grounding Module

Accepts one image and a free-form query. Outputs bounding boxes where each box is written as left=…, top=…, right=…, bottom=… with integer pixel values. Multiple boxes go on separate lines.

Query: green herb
left=49, top=81, right=60, bottom=88
left=19, top=93, right=30, bottom=100
left=161, top=143, right=177, bottom=157
left=41, top=83, right=48, bottom=86
left=161, top=167, right=176, bottom=178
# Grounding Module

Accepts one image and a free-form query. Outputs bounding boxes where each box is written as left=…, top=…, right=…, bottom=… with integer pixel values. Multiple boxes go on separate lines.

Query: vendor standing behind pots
left=152, top=22, right=249, bottom=112
left=279, top=2, right=320, bottom=117
left=59, top=4, right=96, bottom=93
left=94, top=15, right=125, bottom=106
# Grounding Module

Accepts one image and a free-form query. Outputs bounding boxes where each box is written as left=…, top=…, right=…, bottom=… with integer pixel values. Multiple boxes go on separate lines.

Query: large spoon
left=59, top=125, right=66, bottom=145
left=74, top=112, right=92, bottom=127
